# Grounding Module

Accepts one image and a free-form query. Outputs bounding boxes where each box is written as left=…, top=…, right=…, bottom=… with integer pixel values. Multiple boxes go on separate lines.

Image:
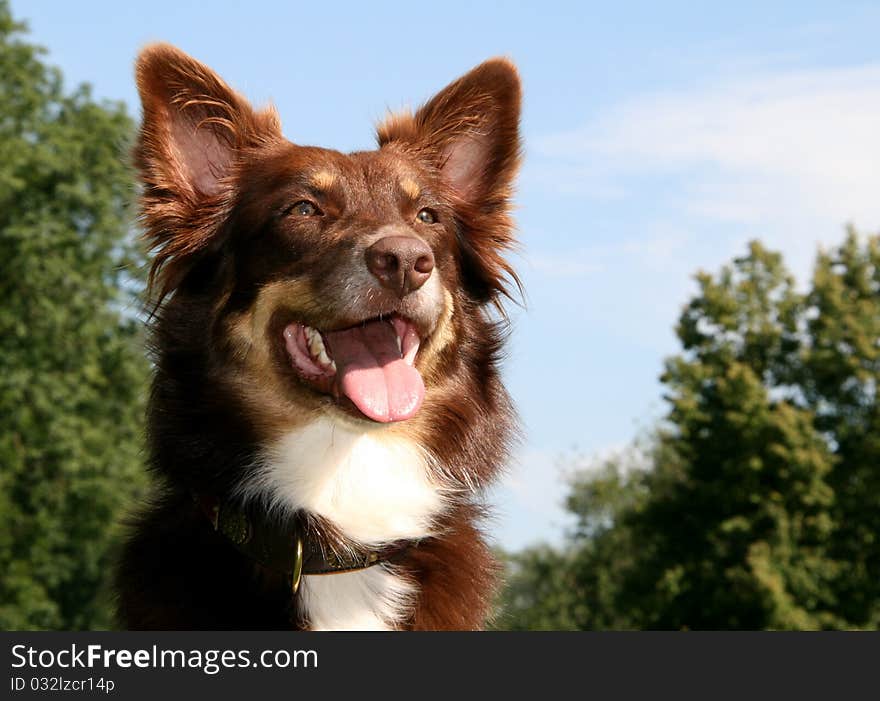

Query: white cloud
left=499, top=449, right=567, bottom=517
left=561, top=442, right=654, bottom=480
left=490, top=448, right=573, bottom=550
left=535, top=63, right=880, bottom=278
left=527, top=254, right=605, bottom=278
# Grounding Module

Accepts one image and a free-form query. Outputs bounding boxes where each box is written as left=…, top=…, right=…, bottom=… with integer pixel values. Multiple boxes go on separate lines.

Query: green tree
left=495, top=546, right=581, bottom=630
left=499, top=232, right=879, bottom=630
left=0, top=1, right=148, bottom=629
left=804, top=231, right=880, bottom=626
left=621, top=242, right=840, bottom=629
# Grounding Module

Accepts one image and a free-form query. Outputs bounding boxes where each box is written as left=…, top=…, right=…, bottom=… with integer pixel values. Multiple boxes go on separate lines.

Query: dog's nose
left=365, top=236, right=434, bottom=295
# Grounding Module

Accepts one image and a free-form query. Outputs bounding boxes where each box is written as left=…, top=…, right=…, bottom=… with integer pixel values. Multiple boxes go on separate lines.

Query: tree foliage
left=0, top=1, right=148, bottom=630
left=499, top=230, right=880, bottom=630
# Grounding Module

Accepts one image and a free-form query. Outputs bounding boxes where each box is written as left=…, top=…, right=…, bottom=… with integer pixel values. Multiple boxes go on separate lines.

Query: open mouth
left=282, top=315, right=424, bottom=423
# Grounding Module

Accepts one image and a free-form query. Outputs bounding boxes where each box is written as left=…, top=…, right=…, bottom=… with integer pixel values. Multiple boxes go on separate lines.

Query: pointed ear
left=134, top=44, right=281, bottom=302
left=135, top=42, right=281, bottom=203
left=378, top=59, right=522, bottom=306
left=377, top=58, right=522, bottom=207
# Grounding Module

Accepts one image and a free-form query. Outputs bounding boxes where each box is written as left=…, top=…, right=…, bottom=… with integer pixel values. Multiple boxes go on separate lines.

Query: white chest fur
left=242, top=418, right=445, bottom=630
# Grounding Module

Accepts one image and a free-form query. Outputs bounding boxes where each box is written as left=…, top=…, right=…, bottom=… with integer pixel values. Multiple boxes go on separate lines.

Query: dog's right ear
left=135, top=43, right=281, bottom=299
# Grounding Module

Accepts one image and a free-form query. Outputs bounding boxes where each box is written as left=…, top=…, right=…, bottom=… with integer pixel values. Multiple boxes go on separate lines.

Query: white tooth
left=317, top=347, right=332, bottom=367
left=396, top=333, right=402, bottom=355
left=329, top=360, right=337, bottom=372
left=308, top=333, right=324, bottom=359
left=404, top=340, right=420, bottom=366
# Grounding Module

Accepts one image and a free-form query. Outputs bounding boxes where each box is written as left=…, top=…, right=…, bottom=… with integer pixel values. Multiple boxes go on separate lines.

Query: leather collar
left=196, top=494, right=410, bottom=594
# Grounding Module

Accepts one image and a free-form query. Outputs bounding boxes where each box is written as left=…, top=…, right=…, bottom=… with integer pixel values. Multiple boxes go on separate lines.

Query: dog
left=115, top=43, right=522, bottom=630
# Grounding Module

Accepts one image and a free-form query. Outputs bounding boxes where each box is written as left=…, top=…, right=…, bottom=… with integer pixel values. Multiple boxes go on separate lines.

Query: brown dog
left=116, top=44, right=522, bottom=630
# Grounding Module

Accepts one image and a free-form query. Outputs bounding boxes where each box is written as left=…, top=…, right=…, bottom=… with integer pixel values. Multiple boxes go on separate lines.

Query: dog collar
left=196, top=494, right=410, bottom=595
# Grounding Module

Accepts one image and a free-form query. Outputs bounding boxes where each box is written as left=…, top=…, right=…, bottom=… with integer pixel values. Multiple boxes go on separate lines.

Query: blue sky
left=18, top=1, right=880, bottom=549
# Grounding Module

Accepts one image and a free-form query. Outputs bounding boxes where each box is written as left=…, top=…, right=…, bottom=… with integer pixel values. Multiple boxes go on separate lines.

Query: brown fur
left=116, top=43, right=522, bottom=630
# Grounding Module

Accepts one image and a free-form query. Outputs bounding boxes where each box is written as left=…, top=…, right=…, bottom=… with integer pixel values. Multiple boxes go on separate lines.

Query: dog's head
left=135, top=44, right=520, bottom=445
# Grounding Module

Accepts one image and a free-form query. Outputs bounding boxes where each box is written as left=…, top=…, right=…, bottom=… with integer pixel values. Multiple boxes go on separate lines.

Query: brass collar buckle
left=290, top=537, right=304, bottom=595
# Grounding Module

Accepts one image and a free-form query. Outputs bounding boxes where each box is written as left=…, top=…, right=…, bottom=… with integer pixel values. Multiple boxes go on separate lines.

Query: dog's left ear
left=378, top=59, right=522, bottom=304
left=378, top=58, right=522, bottom=208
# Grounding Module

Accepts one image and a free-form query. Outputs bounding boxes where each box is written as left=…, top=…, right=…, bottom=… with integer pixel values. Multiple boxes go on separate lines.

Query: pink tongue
left=324, top=320, right=424, bottom=423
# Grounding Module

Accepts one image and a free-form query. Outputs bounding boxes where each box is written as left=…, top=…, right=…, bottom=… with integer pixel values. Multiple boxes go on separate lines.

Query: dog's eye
left=416, top=208, right=437, bottom=224
left=289, top=200, right=322, bottom=217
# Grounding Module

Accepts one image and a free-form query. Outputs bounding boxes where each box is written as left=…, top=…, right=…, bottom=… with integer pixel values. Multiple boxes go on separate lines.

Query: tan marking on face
left=310, top=170, right=336, bottom=191
left=399, top=177, right=421, bottom=201
left=222, top=278, right=326, bottom=437
left=424, top=288, right=456, bottom=368
left=252, top=279, right=319, bottom=335
left=227, top=278, right=320, bottom=361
